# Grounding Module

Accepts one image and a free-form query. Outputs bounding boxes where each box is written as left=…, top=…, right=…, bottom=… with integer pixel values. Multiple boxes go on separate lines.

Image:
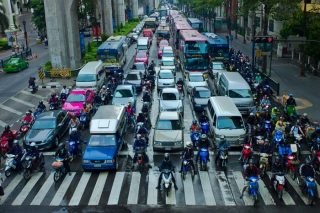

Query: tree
left=0, top=0, right=9, bottom=33
left=31, top=0, right=46, bottom=36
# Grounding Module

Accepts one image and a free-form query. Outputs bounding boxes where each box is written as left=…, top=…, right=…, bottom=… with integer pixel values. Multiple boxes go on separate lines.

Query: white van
left=137, top=37, right=149, bottom=51
left=217, top=72, right=253, bottom=115
left=206, top=96, right=246, bottom=146
left=76, top=61, right=105, bottom=91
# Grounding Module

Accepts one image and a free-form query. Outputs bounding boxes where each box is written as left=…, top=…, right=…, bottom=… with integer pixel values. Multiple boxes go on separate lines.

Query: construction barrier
left=44, top=67, right=81, bottom=79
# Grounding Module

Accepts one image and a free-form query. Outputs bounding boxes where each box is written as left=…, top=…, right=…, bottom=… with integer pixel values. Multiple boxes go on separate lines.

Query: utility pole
left=22, top=20, right=28, bottom=50
left=300, top=0, right=311, bottom=77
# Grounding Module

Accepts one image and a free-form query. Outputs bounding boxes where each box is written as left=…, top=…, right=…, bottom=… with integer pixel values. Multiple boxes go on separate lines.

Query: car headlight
left=106, top=160, right=113, bottom=163
left=154, top=141, right=161, bottom=146
left=175, top=141, right=183, bottom=145
left=83, top=160, right=89, bottom=163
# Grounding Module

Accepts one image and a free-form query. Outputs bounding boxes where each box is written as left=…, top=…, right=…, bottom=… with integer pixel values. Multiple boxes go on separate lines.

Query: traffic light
left=254, top=36, right=274, bottom=52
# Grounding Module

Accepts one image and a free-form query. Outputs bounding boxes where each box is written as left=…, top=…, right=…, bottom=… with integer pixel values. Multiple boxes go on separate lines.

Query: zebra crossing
left=0, top=170, right=318, bottom=207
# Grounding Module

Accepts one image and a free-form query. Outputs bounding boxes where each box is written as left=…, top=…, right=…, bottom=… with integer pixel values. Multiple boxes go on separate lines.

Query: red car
left=158, top=39, right=169, bottom=59
left=62, top=89, right=95, bottom=116
left=134, top=50, right=149, bottom=65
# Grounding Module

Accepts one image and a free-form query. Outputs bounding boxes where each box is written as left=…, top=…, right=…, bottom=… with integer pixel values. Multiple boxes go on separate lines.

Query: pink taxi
left=62, top=89, right=95, bottom=116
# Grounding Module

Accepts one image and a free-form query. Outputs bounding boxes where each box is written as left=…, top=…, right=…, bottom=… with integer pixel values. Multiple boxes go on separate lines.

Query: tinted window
left=159, top=72, right=173, bottom=79
left=89, top=135, right=116, bottom=146
left=162, top=92, right=178, bottom=100
left=114, top=89, right=133, bottom=98
left=217, top=116, right=244, bottom=129
left=212, top=63, right=225, bottom=70
left=76, top=74, right=96, bottom=82
left=229, top=89, right=252, bottom=98
left=32, top=119, right=56, bottom=129
left=67, top=94, right=85, bottom=102
left=162, top=60, right=174, bottom=66
left=156, top=119, right=182, bottom=130
left=126, top=74, right=139, bottom=80
left=195, top=90, right=210, bottom=98
left=189, top=75, right=204, bottom=82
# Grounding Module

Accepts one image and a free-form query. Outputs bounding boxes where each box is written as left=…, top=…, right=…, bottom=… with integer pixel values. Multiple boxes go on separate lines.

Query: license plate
left=94, top=164, right=101, bottom=168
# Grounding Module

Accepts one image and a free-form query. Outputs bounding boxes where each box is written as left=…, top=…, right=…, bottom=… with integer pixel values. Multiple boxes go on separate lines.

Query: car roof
left=38, top=110, right=62, bottom=119
left=162, top=46, right=173, bottom=51
left=221, top=72, right=251, bottom=89
left=127, top=71, right=140, bottom=75
left=162, top=88, right=178, bottom=93
left=194, top=86, right=210, bottom=91
left=116, top=84, right=134, bottom=90
left=209, top=96, right=242, bottom=116
left=161, top=56, right=174, bottom=61
left=70, top=89, right=88, bottom=94
left=159, top=69, right=173, bottom=73
left=159, top=111, right=179, bottom=120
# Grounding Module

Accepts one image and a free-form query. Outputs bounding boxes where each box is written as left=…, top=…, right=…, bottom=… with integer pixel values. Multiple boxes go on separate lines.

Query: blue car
left=82, top=134, right=123, bottom=170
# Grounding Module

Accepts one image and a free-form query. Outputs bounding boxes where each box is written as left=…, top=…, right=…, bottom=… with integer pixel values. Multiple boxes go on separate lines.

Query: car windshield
left=126, top=74, right=139, bottom=80
left=162, top=60, right=174, bottom=66
left=159, top=72, right=173, bottom=79
left=114, top=89, right=133, bottom=98
left=162, top=52, right=174, bottom=57
left=229, top=89, right=252, bottom=98
left=136, top=51, right=146, bottom=58
left=189, top=75, right=204, bottom=82
left=9, top=58, right=20, bottom=64
left=76, top=74, right=96, bottom=82
left=212, top=63, right=225, bottom=70
left=32, top=119, right=56, bottom=129
left=159, top=40, right=169, bottom=46
left=162, top=92, right=178, bottom=100
left=88, top=135, right=116, bottom=146
left=157, top=119, right=182, bottom=130
left=195, top=90, right=210, bottom=98
left=134, top=63, right=145, bottom=70
left=217, top=116, right=244, bottom=129
left=137, top=45, right=148, bottom=50
left=67, top=94, right=85, bottom=102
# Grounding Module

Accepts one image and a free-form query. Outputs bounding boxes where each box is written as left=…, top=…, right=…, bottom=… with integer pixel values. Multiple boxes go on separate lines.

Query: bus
left=202, top=32, right=229, bottom=61
left=156, top=24, right=170, bottom=45
left=187, top=18, right=204, bottom=32
left=144, top=17, right=157, bottom=32
left=179, top=29, right=209, bottom=77
left=172, top=19, right=192, bottom=50
left=97, top=36, right=127, bottom=73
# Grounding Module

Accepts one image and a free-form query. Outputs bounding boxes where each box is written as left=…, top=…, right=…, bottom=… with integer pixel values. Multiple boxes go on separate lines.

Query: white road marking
left=233, top=171, right=254, bottom=206
left=182, top=173, right=196, bottom=205
left=69, top=172, right=91, bottom=206
left=107, top=172, right=125, bottom=205
left=165, top=172, right=176, bottom=205
left=88, top=172, right=108, bottom=206
left=0, top=175, right=23, bottom=204
left=285, top=174, right=309, bottom=205
left=0, top=119, right=8, bottom=127
left=127, top=172, right=141, bottom=205
left=50, top=172, right=76, bottom=206
left=199, top=171, right=216, bottom=205
left=12, top=172, right=43, bottom=205
left=258, top=178, right=275, bottom=205
left=30, top=173, right=55, bottom=205
left=20, top=90, right=47, bottom=99
left=147, top=171, right=158, bottom=205
left=215, top=171, right=236, bottom=206
left=0, top=104, right=22, bottom=115
left=10, top=97, right=36, bottom=107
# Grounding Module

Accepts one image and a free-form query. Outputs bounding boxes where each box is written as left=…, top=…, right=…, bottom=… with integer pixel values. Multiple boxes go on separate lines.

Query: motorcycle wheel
left=278, top=189, right=283, bottom=200
left=181, top=171, right=186, bottom=180
left=23, top=169, right=31, bottom=180
left=5, top=169, right=11, bottom=177
left=54, top=171, right=61, bottom=182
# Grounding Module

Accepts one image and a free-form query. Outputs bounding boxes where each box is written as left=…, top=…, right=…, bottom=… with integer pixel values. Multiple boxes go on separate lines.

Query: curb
left=39, top=85, right=60, bottom=89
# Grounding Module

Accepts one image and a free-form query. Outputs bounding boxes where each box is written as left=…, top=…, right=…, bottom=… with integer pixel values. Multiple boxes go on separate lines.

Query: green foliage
left=113, top=20, right=140, bottom=36
left=0, top=0, right=9, bottom=32
left=31, top=0, right=46, bottom=36
left=44, top=61, right=52, bottom=71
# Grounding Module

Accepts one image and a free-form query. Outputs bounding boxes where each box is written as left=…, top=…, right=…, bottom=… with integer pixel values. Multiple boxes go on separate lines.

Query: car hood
left=230, top=98, right=253, bottom=107
left=83, top=146, right=117, bottom=160
left=188, top=81, right=207, bottom=88
left=158, top=78, right=174, bottom=85
left=160, top=65, right=175, bottom=71
left=112, top=97, right=135, bottom=106
left=63, top=102, right=83, bottom=111
left=25, top=129, right=54, bottom=142
left=154, top=130, right=182, bottom=142
left=124, top=80, right=141, bottom=85
left=160, top=100, right=182, bottom=110
left=194, top=98, right=209, bottom=105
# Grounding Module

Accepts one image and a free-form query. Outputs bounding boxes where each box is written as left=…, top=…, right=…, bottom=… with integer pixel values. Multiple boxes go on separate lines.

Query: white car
left=160, top=56, right=176, bottom=75
left=210, top=61, right=227, bottom=79
left=157, top=69, right=175, bottom=91
left=186, top=72, right=208, bottom=93
left=159, top=88, right=184, bottom=116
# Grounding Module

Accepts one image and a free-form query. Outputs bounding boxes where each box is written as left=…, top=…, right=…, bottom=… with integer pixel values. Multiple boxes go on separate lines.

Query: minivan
left=206, top=96, right=246, bottom=146
left=82, top=105, right=127, bottom=170
left=217, top=72, right=253, bottom=115
left=76, top=61, right=105, bottom=91
left=137, top=37, right=150, bottom=52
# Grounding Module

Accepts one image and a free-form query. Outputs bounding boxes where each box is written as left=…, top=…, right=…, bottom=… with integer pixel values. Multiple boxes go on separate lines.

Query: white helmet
left=30, top=142, right=36, bottom=147
left=186, top=141, right=192, bottom=148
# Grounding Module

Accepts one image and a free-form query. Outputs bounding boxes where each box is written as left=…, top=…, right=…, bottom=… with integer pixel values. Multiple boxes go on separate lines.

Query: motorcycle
left=177, top=83, right=183, bottom=95
left=247, top=176, right=260, bottom=204
left=286, top=105, right=297, bottom=117
left=181, top=159, right=195, bottom=180
left=161, top=169, right=173, bottom=196
left=136, top=122, right=145, bottom=134
left=79, top=112, right=88, bottom=129
left=273, top=130, right=284, bottom=147
left=303, top=176, right=318, bottom=205
left=241, top=143, right=252, bottom=165
left=190, top=131, right=200, bottom=147
left=217, top=148, right=228, bottom=170
left=28, top=84, right=38, bottom=94
left=4, top=152, right=23, bottom=177
left=264, top=120, right=272, bottom=138
left=200, top=122, right=209, bottom=135
left=286, top=154, right=299, bottom=180
left=60, top=93, right=68, bottom=106
left=49, top=101, right=59, bottom=111
left=273, top=172, right=285, bottom=199
left=68, top=136, right=81, bottom=160
left=19, top=121, right=32, bottom=137
left=199, top=147, right=209, bottom=171
left=21, top=151, right=45, bottom=180
left=259, top=153, right=270, bottom=177
left=0, top=130, right=18, bottom=155
left=134, top=147, right=148, bottom=172
left=52, top=157, right=67, bottom=182
left=33, top=107, right=45, bottom=119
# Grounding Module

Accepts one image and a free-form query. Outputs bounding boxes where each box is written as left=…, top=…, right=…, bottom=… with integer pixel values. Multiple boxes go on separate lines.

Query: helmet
left=139, top=112, right=143, bottom=116
left=249, top=112, right=254, bottom=116
left=102, top=85, right=106, bottom=89
left=136, top=134, right=141, bottom=140
left=192, top=120, right=197, bottom=124
left=273, top=106, right=277, bottom=110
left=128, top=102, right=132, bottom=106
left=63, top=85, right=66, bottom=88
left=275, top=156, right=280, bottom=163
left=263, top=95, right=267, bottom=99
left=51, top=92, right=56, bottom=96
left=30, top=142, right=36, bottom=147
left=201, top=134, right=207, bottom=140
left=186, top=141, right=192, bottom=148
left=39, top=101, right=43, bottom=104
left=4, top=125, right=10, bottom=131
left=164, top=153, right=170, bottom=161
left=289, top=93, right=293, bottom=97
left=220, top=135, right=225, bottom=141
left=303, top=113, right=308, bottom=117
left=26, top=111, right=31, bottom=115
left=13, top=140, right=19, bottom=145
left=248, top=159, right=254, bottom=165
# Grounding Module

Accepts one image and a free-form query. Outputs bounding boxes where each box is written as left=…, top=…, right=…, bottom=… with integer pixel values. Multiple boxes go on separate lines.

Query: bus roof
left=179, top=30, right=207, bottom=42
left=174, top=20, right=192, bottom=30
left=202, top=33, right=228, bottom=45
left=98, top=36, right=126, bottom=50
left=187, top=18, right=203, bottom=24
left=145, top=17, right=156, bottom=22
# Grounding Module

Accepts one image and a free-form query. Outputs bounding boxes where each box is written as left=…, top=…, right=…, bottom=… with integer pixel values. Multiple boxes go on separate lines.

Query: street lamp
left=22, top=20, right=28, bottom=50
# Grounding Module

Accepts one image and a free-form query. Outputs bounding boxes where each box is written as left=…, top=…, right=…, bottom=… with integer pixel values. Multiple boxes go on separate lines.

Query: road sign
left=38, top=70, right=45, bottom=80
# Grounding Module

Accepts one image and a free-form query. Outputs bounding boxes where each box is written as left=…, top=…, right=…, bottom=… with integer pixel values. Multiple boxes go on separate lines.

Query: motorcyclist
left=240, top=159, right=259, bottom=199
left=275, top=118, right=286, bottom=132
left=259, top=139, right=272, bottom=163
left=199, top=112, right=209, bottom=124
left=215, top=135, right=230, bottom=166
left=9, top=140, right=23, bottom=157
left=255, top=72, right=262, bottom=84
left=142, top=91, right=151, bottom=103
left=126, top=102, right=135, bottom=117
left=195, top=134, right=210, bottom=163
left=270, top=156, right=286, bottom=187
left=148, top=60, right=155, bottom=72
left=286, top=94, right=297, bottom=107
left=83, top=102, right=93, bottom=114
left=60, top=85, right=69, bottom=99
left=260, top=95, right=271, bottom=108
left=136, top=112, right=146, bottom=124
left=271, top=106, right=280, bottom=122
left=49, top=92, right=59, bottom=108
left=70, top=115, right=80, bottom=136
left=55, top=143, right=71, bottom=175
left=190, top=120, right=200, bottom=132
left=176, top=78, right=184, bottom=89
left=99, top=85, right=108, bottom=97
left=37, top=101, right=46, bottom=112
left=21, top=110, right=34, bottom=124
left=300, top=113, right=310, bottom=127
left=299, top=158, right=316, bottom=178
left=27, top=142, right=40, bottom=165
left=290, top=121, right=305, bottom=141
left=133, top=134, right=148, bottom=164
left=1, top=125, right=14, bottom=150
left=28, top=76, right=36, bottom=88
left=156, top=153, right=178, bottom=190
left=179, top=141, right=196, bottom=173
left=137, top=123, right=149, bottom=144
left=247, top=113, right=256, bottom=126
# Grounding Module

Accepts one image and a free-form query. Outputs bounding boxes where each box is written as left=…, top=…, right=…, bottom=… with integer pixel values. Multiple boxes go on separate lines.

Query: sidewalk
left=220, top=31, right=320, bottom=120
